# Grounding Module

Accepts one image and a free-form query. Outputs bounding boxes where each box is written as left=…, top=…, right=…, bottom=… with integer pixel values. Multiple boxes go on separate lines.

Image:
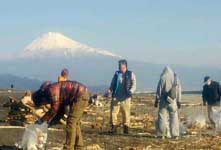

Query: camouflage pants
left=63, top=92, right=89, bottom=150
left=110, top=97, right=131, bottom=127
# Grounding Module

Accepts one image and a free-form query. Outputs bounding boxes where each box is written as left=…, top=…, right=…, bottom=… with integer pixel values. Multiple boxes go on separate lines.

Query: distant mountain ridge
left=0, top=74, right=108, bottom=92
left=0, top=74, right=41, bottom=90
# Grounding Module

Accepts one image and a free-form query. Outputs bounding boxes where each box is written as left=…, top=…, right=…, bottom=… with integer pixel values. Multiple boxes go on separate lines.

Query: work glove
left=35, top=118, right=44, bottom=125
left=177, top=101, right=181, bottom=109
left=154, top=101, right=159, bottom=108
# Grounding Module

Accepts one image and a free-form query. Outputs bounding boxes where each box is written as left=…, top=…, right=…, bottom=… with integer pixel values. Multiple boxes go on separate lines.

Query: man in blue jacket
left=108, top=59, right=136, bottom=134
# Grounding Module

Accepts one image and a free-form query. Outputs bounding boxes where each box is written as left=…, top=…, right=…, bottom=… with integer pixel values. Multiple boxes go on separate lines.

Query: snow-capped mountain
left=21, top=32, right=121, bottom=58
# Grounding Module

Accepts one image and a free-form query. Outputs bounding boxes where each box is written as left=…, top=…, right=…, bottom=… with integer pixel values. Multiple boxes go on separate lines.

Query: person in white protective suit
left=155, top=66, right=182, bottom=139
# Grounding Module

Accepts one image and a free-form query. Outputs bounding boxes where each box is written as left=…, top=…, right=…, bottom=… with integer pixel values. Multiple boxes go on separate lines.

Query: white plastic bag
left=193, top=115, right=206, bottom=128
left=21, top=122, right=48, bottom=150
left=182, top=115, right=206, bottom=130
left=211, top=107, right=221, bottom=130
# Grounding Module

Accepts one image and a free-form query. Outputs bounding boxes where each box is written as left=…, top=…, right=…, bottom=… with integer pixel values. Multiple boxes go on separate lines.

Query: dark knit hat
left=204, top=76, right=211, bottom=83
left=118, top=59, right=128, bottom=67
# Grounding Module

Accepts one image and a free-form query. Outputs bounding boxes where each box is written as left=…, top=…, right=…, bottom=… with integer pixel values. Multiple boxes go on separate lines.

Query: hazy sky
left=0, top=0, right=221, bottom=67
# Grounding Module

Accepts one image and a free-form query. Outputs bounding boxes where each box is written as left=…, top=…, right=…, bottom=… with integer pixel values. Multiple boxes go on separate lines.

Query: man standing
left=202, top=76, right=221, bottom=128
left=109, top=59, right=136, bottom=134
left=33, top=81, right=89, bottom=150
left=155, top=66, right=181, bottom=139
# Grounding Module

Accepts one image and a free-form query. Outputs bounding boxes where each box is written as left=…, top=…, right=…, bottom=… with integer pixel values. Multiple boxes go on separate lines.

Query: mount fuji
left=0, top=32, right=221, bottom=91
left=21, top=32, right=121, bottom=58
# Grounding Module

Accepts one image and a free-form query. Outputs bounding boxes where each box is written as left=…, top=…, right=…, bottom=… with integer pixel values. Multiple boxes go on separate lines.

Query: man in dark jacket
left=108, top=59, right=136, bottom=134
left=202, top=76, right=221, bottom=127
left=33, top=81, right=89, bottom=150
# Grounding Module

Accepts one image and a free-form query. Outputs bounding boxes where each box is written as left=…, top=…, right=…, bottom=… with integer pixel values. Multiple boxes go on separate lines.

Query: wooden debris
left=181, top=102, right=202, bottom=107
left=24, top=114, right=37, bottom=124
left=85, top=144, right=103, bottom=150
left=130, top=114, right=155, bottom=129
left=96, top=116, right=104, bottom=121
left=91, top=123, right=103, bottom=130
left=0, top=125, right=63, bottom=132
left=123, top=145, right=152, bottom=150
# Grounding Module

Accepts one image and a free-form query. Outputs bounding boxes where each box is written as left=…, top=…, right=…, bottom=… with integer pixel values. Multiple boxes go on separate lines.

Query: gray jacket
left=156, top=66, right=182, bottom=103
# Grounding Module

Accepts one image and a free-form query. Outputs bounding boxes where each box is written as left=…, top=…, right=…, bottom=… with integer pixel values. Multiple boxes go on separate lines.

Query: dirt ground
left=0, top=91, right=221, bottom=150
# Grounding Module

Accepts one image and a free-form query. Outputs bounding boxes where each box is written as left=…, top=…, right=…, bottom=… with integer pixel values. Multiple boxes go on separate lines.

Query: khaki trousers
left=63, top=92, right=89, bottom=150
left=110, top=97, right=131, bottom=127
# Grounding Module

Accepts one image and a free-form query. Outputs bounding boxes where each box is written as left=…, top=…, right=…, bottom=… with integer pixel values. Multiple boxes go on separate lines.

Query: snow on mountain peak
left=22, top=32, right=121, bottom=58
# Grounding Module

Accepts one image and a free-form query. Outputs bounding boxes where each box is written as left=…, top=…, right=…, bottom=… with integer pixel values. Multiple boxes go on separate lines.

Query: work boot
left=123, top=125, right=129, bottom=134
left=109, top=125, right=117, bottom=134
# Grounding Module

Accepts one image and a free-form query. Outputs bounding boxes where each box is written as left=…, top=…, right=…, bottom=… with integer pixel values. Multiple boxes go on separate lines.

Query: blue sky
left=0, top=0, right=221, bottom=67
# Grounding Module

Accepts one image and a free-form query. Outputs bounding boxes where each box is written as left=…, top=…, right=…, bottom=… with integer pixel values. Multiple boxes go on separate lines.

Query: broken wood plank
left=0, top=126, right=63, bottom=132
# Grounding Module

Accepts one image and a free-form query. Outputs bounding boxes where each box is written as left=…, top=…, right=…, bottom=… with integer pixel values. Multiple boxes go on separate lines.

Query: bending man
left=33, top=81, right=89, bottom=150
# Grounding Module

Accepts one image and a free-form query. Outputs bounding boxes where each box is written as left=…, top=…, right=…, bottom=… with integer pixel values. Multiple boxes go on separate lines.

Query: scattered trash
left=2, top=92, right=221, bottom=149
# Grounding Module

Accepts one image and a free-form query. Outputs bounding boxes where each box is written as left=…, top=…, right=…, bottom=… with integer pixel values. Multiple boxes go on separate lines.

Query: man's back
left=47, top=81, right=87, bottom=103
left=203, top=81, right=220, bottom=105
left=40, top=81, right=87, bottom=122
